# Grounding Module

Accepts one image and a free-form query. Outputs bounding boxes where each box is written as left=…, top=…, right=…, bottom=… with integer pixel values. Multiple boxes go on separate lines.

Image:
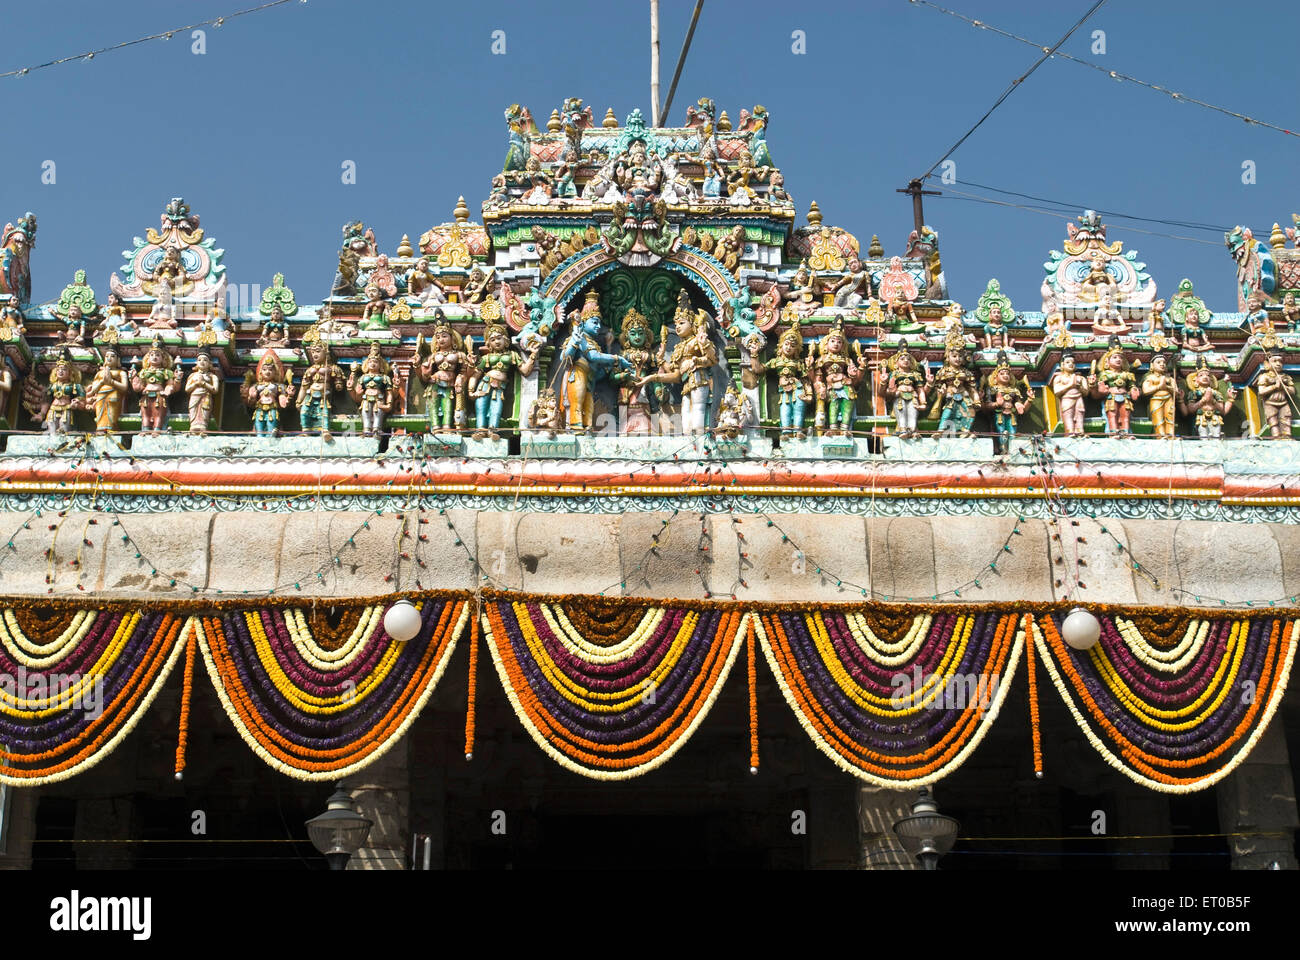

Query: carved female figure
left=259, top=304, right=291, bottom=347
left=468, top=322, right=540, bottom=439
left=417, top=313, right=472, bottom=431
left=1179, top=308, right=1213, bottom=353
left=359, top=283, right=389, bottom=331
left=812, top=318, right=860, bottom=437
left=185, top=352, right=220, bottom=435
left=1141, top=352, right=1178, bottom=438
left=347, top=343, right=395, bottom=437
left=145, top=281, right=179, bottom=330
left=1282, top=292, right=1300, bottom=333
left=41, top=354, right=84, bottom=434
left=984, top=354, right=1033, bottom=449
left=1089, top=339, right=1139, bottom=436
left=1049, top=352, right=1089, bottom=437
left=1179, top=362, right=1236, bottom=439
left=982, top=304, right=1011, bottom=350
left=1243, top=294, right=1276, bottom=346
left=85, top=350, right=129, bottom=434
left=59, top=304, right=88, bottom=345
left=1091, top=289, right=1129, bottom=336
left=932, top=347, right=979, bottom=437
left=241, top=352, right=295, bottom=437
left=296, top=340, right=345, bottom=439
left=130, top=340, right=178, bottom=434
left=407, top=258, right=446, bottom=308
left=832, top=258, right=871, bottom=309
left=785, top=262, right=820, bottom=318
left=615, top=309, right=659, bottom=435
left=751, top=325, right=811, bottom=438
left=1256, top=352, right=1295, bottom=440
left=99, top=293, right=137, bottom=342
left=885, top=343, right=929, bottom=438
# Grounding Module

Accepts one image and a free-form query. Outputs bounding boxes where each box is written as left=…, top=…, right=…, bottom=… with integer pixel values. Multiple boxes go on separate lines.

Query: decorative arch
left=538, top=243, right=743, bottom=313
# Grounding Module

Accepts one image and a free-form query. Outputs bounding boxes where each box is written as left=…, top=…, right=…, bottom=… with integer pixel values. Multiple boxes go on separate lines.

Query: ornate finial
left=581, top=288, right=602, bottom=319
left=717, top=110, right=732, bottom=131
left=868, top=234, right=884, bottom=258
left=453, top=196, right=470, bottom=223
left=259, top=273, right=298, bottom=317
left=397, top=234, right=414, bottom=258
left=807, top=201, right=822, bottom=226
left=547, top=108, right=562, bottom=132
left=1270, top=222, right=1287, bottom=249
left=602, top=107, right=618, bottom=128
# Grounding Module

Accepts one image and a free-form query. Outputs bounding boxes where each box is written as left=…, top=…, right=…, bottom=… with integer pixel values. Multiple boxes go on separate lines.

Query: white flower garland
left=0, top=618, right=189, bottom=788
left=845, top=611, right=931, bottom=666
left=0, top=609, right=96, bottom=669
left=544, top=603, right=664, bottom=664
left=1032, top=618, right=1298, bottom=793
left=752, top=612, right=1024, bottom=788
left=481, top=609, right=747, bottom=780
left=1114, top=617, right=1208, bottom=673
left=284, top=605, right=382, bottom=669
left=195, top=606, right=466, bottom=782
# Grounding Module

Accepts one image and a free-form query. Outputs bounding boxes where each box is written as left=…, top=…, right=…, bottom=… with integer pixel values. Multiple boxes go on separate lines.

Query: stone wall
left=1, top=508, right=1295, bottom=606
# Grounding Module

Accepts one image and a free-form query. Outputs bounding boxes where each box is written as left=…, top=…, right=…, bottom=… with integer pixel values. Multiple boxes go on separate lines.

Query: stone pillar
left=857, top=784, right=919, bottom=870
left=0, top=786, right=38, bottom=870
left=1215, top=719, right=1299, bottom=870
left=347, top=736, right=411, bottom=870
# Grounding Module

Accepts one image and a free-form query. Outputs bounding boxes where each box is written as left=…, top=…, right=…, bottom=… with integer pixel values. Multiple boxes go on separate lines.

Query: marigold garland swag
left=0, top=594, right=1295, bottom=791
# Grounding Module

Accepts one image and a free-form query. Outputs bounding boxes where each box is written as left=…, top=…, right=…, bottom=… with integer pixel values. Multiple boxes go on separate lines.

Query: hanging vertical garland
left=481, top=597, right=748, bottom=780
left=753, top=608, right=1024, bottom=786
left=1033, top=612, right=1296, bottom=792
left=0, top=609, right=188, bottom=786
left=196, top=598, right=467, bottom=781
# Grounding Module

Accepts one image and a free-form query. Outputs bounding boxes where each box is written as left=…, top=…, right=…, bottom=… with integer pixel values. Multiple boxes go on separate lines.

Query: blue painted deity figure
left=468, top=322, right=540, bottom=439
left=558, top=290, right=635, bottom=433
left=701, top=160, right=724, bottom=198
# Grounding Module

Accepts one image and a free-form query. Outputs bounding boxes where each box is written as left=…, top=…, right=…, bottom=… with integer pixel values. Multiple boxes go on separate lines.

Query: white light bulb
left=1061, top=607, right=1101, bottom=651
left=383, top=599, right=422, bottom=643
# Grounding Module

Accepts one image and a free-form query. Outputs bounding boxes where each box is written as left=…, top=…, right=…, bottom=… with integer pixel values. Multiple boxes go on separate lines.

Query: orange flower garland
left=173, top=630, right=197, bottom=780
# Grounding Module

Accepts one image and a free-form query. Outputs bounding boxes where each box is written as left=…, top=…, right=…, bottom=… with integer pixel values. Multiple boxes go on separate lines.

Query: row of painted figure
left=22, top=308, right=1296, bottom=443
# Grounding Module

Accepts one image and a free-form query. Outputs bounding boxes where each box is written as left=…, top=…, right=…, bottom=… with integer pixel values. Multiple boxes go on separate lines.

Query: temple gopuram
left=0, top=99, right=1296, bottom=871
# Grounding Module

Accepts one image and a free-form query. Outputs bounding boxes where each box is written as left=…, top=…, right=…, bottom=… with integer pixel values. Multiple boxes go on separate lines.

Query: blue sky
left=1, top=0, right=1294, bottom=313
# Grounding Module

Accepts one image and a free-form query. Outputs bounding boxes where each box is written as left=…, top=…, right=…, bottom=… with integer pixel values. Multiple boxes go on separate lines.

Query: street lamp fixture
left=305, top=786, right=373, bottom=871
left=892, top=788, right=960, bottom=870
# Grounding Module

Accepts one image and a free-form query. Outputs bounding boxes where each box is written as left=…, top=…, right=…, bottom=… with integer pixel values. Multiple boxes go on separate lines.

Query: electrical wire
left=1, top=0, right=302, bottom=79
left=920, top=0, right=1108, bottom=180
left=910, top=0, right=1300, bottom=140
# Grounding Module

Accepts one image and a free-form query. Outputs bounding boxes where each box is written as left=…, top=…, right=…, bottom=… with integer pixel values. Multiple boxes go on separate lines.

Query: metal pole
left=650, top=0, right=661, bottom=127
left=660, top=1, right=704, bottom=127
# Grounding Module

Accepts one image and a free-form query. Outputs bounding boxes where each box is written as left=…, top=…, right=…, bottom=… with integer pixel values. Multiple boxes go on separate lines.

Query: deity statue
left=59, top=304, right=89, bottom=345
left=725, top=149, right=769, bottom=204
left=737, top=105, right=774, bottom=168
left=554, top=150, right=579, bottom=199
left=522, top=158, right=554, bottom=203
left=359, top=283, right=390, bottom=331
left=417, top=313, right=473, bottom=432
left=1080, top=250, right=1118, bottom=302
left=1179, top=307, right=1212, bottom=353
left=1146, top=299, right=1173, bottom=351
left=0, top=304, right=25, bottom=340
left=832, top=258, right=871, bottom=309
left=615, top=308, right=659, bottom=435
left=40, top=353, right=84, bottom=435
left=614, top=137, right=665, bottom=212
left=683, top=97, right=719, bottom=160
left=785, top=261, right=821, bottom=318
left=750, top=324, right=811, bottom=438
left=502, top=104, right=538, bottom=174
left=768, top=170, right=791, bottom=204
left=259, top=304, right=292, bottom=347
left=930, top=346, right=979, bottom=437
left=701, top=159, right=725, bottom=199
left=97, top=293, right=137, bottom=342
left=1242, top=294, right=1277, bottom=347
left=296, top=340, right=345, bottom=439
left=1088, top=338, right=1139, bottom=436
left=717, top=225, right=746, bottom=275
left=463, top=266, right=492, bottom=306
left=715, top=384, right=752, bottom=440
left=1282, top=292, right=1300, bottom=332
left=347, top=342, right=395, bottom=437
left=312, top=304, right=357, bottom=339
left=145, top=280, right=179, bottom=330
left=1049, top=352, right=1089, bottom=437
left=185, top=352, right=221, bottom=435
left=982, top=303, right=1012, bottom=351
left=528, top=387, right=564, bottom=439
left=884, top=342, right=929, bottom=438
left=241, top=352, right=295, bottom=437
left=1091, top=289, right=1129, bottom=337
left=812, top=317, right=862, bottom=437
left=560, top=290, right=635, bottom=434
left=974, top=280, right=1015, bottom=351
left=1044, top=311, right=1072, bottom=348
left=983, top=352, right=1033, bottom=450
left=468, top=322, right=540, bottom=439
left=1141, top=352, right=1179, bottom=439
left=1255, top=352, right=1295, bottom=440
left=1179, top=360, right=1236, bottom=439
left=368, top=254, right=398, bottom=298
left=85, top=350, right=129, bottom=434
left=407, top=258, right=446, bottom=308
left=130, top=338, right=179, bottom=434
